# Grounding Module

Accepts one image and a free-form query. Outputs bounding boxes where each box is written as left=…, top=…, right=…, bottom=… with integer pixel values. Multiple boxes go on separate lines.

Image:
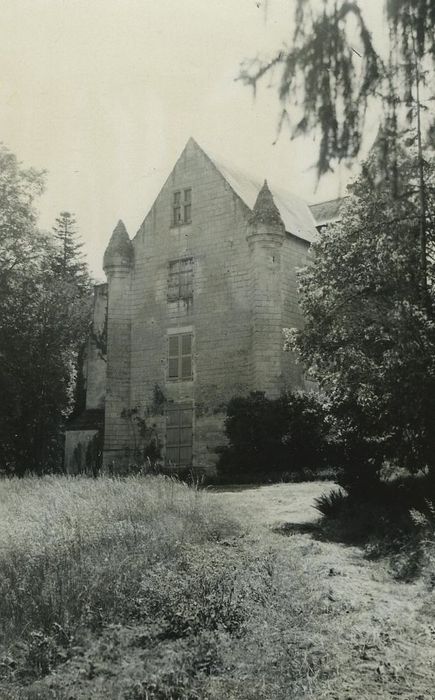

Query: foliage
left=0, top=145, right=92, bottom=474
left=240, top=0, right=435, bottom=177
left=285, top=149, right=435, bottom=490
left=0, top=262, right=91, bottom=473
left=217, top=391, right=330, bottom=483
left=0, top=145, right=45, bottom=288
left=241, top=1, right=435, bottom=496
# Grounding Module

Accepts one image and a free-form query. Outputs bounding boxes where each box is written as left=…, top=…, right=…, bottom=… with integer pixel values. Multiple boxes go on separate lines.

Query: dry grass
left=0, top=475, right=237, bottom=645
left=0, top=475, right=336, bottom=699
left=210, top=480, right=333, bottom=527
left=216, top=483, right=435, bottom=699
left=2, top=476, right=433, bottom=699
left=0, top=476, right=242, bottom=696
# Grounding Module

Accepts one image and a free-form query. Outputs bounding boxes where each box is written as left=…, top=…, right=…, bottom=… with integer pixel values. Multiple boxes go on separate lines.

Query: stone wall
left=280, top=233, right=311, bottom=391
left=103, top=266, right=132, bottom=467
left=85, top=283, right=107, bottom=410
left=123, top=140, right=253, bottom=471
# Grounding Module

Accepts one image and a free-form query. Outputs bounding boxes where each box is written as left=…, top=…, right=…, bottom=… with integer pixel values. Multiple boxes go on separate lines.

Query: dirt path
left=214, top=482, right=435, bottom=699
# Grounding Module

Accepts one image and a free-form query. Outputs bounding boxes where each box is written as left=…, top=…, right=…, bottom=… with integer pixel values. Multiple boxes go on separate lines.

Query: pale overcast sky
left=0, top=0, right=385, bottom=278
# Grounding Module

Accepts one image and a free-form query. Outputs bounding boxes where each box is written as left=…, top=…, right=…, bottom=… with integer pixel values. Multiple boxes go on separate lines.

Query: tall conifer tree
left=52, top=211, right=91, bottom=294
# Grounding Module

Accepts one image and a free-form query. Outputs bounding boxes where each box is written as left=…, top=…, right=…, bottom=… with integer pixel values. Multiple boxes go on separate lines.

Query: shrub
left=314, top=473, right=435, bottom=583
left=216, top=391, right=331, bottom=483
left=314, top=487, right=348, bottom=518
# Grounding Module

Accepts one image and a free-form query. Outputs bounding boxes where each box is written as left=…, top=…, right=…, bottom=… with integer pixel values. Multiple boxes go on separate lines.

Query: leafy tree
left=285, top=149, right=435, bottom=488
left=0, top=258, right=91, bottom=473
left=0, top=145, right=45, bottom=289
left=242, top=2, right=435, bottom=489
left=0, top=146, right=92, bottom=475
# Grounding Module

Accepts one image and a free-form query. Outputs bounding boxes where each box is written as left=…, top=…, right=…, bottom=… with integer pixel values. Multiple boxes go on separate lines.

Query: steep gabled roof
left=135, top=138, right=343, bottom=244
left=200, top=143, right=318, bottom=243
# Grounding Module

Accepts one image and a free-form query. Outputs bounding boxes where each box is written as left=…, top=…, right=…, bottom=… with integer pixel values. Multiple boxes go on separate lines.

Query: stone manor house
left=64, top=138, right=341, bottom=474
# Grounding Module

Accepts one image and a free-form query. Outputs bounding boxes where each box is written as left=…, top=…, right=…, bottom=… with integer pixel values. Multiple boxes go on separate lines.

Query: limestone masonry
left=64, top=138, right=340, bottom=474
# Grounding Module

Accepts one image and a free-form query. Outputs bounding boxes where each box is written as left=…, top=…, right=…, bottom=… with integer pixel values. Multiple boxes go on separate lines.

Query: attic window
left=172, top=189, right=192, bottom=225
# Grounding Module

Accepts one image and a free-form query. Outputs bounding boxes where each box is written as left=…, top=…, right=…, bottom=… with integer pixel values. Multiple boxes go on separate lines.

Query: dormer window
left=172, top=189, right=191, bottom=225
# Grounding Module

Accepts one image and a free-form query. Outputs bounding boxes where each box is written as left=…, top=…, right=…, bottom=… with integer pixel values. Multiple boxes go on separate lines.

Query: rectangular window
left=167, top=257, right=193, bottom=303
left=168, top=332, right=192, bottom=380
left=172, top=188, right=192, bottom=225
left=166, top=404, right=193, bottom=466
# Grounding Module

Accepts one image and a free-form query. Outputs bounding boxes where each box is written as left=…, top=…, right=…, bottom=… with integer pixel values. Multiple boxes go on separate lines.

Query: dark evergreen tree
left=52, top=211, right=91, bottom=294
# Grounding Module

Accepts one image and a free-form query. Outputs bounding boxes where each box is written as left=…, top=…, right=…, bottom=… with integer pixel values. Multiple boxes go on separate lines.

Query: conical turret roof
left=103, top=220, right=133, bottom=270
left=249, top=180, right=284, bottom=227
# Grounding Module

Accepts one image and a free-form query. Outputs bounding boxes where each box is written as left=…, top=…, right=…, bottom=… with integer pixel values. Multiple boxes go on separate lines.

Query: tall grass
left=0, top=476, right=238, bottom=678
left=0, top=476, right=338, bottom=699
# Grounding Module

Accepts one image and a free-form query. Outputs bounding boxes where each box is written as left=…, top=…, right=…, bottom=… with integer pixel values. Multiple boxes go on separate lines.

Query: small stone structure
left=65, top=138, right=340, bottom=474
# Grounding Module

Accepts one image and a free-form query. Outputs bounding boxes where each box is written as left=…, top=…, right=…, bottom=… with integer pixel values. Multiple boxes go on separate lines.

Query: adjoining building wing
left=309, top=197, right=345, bottom=228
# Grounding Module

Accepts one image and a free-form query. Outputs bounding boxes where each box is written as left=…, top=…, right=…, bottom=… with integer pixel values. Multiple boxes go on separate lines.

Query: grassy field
left=0, top=476, right=434, bottom=698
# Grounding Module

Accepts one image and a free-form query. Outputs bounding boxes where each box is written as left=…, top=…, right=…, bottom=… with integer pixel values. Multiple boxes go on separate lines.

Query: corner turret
left=101, top=219, right=133, bottom=471
left=247, top=180, right=285, bottom=397
left=103, top=220, right=134, bottom=273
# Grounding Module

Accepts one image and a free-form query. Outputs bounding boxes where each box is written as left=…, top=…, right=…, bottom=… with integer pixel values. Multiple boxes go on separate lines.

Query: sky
left=0, top=0, right=385, bottom=279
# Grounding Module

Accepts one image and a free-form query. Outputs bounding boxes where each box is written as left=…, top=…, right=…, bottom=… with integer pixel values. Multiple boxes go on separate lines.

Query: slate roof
left=249, top=180, right=284, bottom=227
left=204, top=147, right=319, bottom=244
left=103, top=220, right=134, bottom=269
left=309, top=197, right=345, bottom=227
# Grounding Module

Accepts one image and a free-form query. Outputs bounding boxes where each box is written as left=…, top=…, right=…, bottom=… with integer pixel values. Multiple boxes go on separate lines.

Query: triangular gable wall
left=134, top=137, right=318, bottom=244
